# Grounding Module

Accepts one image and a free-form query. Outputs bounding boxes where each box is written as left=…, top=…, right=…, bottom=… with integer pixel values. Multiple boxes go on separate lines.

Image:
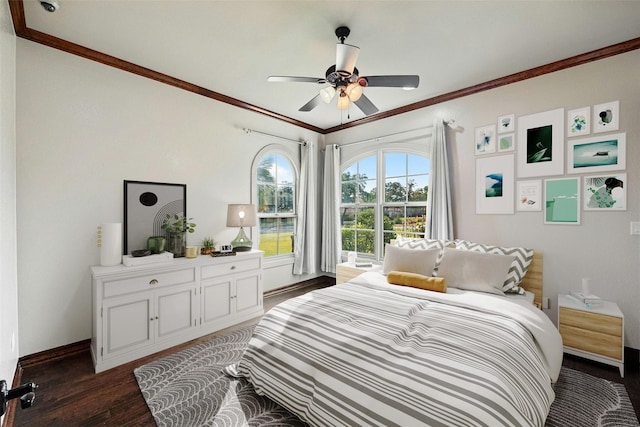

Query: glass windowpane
left=385, top=153, right=406, bottom=177
left=359, top=156, right=377, bottom=180
left=408, top=154, right=429, bottom=176
left=258, top=183, right=275, bottom=213
left=385, top=178, right=406, bottom=202
left=407, top=175, right=429, bottom=202
left=258, top=155, right=276, bottom=183
left=341, top=181, right=356, bottom=204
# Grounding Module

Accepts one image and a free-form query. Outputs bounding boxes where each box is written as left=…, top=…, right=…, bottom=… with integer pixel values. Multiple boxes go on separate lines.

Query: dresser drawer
left=559, top=307, right=622, bottom=337
left=201, top=257, right=261, bottom=279
left=559, top=324, right=623, bottom=360
left=102, top=268, right=196, bottom=298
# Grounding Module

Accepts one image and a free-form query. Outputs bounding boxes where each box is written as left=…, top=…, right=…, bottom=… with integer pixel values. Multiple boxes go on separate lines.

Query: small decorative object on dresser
left=200, top=237, right=216, bottom=255
left=146, top=236, right=166, bottom=254
left=558, top=294, right=624, bottom=377
left=161, top=214, right=196, bottom=258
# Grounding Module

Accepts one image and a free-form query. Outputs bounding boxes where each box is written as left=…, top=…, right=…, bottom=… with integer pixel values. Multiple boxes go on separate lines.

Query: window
left=255, top=152, right=297, bottom=258
left=341, top=151, right=430, bottom=260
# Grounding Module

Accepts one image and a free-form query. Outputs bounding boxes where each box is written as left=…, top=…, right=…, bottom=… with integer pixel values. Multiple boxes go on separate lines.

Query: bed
left=228, top=240, right=563, bottom=427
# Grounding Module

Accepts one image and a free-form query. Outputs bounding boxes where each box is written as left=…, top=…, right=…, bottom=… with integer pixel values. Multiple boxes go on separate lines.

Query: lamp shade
left=226, top=204, right=257, bottom=227
left=337, top=92, right=350, bottom=110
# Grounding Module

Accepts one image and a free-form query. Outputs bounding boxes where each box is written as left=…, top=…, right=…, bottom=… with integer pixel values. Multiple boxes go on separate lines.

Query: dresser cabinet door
left=102, top=294, right=152, bottom=359
left=156, top=285, right=198, bottom=341
left=235, top=272, right=261, bottom=315
left=201, top=279, right=233, bottom=327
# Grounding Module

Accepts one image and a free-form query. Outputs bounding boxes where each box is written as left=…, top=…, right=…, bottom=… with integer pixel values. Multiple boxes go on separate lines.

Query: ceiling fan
left=268, top=26, right=420, bottom=116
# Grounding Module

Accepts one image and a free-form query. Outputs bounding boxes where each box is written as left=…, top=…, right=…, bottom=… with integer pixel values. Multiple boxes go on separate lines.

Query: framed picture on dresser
left=123, top=180, right=186, bottom=255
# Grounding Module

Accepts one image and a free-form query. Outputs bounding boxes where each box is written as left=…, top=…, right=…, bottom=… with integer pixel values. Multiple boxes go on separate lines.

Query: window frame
left=251, top=144, right=299, bottom=263
left=340, top=147, right=430, bottom=262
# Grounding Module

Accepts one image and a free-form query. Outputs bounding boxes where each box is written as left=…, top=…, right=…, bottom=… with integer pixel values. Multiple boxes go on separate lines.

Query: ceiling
left=16, top=0, right=640, bottom=131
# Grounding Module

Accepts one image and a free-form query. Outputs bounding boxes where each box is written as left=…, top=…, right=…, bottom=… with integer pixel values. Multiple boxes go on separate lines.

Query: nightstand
left=557, top=294, right=624, bottom=377
left=336, top=262, right=378, bottom=284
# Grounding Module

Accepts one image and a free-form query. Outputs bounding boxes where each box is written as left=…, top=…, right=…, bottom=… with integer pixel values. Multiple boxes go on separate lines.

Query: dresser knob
left=149, top=279, right=158, bottom=285
left=230, top=266, right=236, bottom=270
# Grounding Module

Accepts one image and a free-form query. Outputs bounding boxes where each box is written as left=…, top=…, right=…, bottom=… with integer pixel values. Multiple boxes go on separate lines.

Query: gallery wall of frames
left=474, top=101, right=624, bottom=224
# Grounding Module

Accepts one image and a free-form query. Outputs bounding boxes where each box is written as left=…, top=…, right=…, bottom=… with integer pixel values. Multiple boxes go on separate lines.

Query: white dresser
left=90, top=251, right=263, bottom=373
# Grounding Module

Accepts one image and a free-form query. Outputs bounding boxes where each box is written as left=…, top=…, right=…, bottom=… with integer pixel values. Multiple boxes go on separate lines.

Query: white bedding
left=231, top=271, right=563, bottom=427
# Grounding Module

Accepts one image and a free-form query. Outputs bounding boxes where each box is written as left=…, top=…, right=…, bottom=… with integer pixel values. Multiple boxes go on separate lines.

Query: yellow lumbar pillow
left=387, top=271, right=447, bottom=293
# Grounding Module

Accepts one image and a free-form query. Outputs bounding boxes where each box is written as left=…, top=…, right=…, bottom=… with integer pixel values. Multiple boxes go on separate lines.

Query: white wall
left=328, top=51, right=640, bottom=349
left=16, top=40, right=322, bottom=356
left=0, top=0, right=18, bottom=405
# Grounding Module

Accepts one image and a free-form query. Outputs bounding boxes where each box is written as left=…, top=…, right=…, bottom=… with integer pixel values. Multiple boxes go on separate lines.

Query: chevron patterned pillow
left=454, top=240, right=533, bottom=294
left=395, top=237, right=453, bottom=273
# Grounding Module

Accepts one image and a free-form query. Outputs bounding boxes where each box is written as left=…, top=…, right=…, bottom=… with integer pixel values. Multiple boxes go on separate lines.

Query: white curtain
left=321, top=144, right=341, bottom=273
left=293, top=141, right=317, bottom=275
left=426, top=119, right=454, bottom=240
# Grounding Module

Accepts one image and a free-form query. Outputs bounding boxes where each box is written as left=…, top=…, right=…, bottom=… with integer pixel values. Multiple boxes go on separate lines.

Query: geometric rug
left=134, top=327, right=639, bottom=427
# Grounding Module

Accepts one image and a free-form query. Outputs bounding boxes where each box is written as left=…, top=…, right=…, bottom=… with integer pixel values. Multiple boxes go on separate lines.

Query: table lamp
left=226, top=204, right=256, bottom=252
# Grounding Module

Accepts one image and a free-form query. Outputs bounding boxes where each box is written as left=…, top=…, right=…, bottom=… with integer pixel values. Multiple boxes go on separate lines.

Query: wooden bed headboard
left=519, top=251, right=543, bottom=308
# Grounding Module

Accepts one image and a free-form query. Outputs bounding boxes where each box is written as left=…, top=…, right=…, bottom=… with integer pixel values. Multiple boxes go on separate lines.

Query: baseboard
left=17, top=339, right=90, bottom=370
left=264, top=275, right=334, bottom=297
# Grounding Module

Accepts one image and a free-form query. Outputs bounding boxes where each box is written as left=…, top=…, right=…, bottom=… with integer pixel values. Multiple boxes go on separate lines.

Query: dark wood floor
left=9, top=282, right=640, bottom=426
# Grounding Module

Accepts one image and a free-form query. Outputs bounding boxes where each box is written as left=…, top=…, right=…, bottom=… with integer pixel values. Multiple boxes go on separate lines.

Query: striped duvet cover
left=232, top=272, right=563, bottom=427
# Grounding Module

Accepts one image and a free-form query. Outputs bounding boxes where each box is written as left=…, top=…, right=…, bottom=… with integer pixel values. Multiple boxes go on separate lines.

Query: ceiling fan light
left=346, top=83, right=363, bottom=101
left=319, top=86, right=336, bottom=103
left=337, top=92, right=350, bottom=110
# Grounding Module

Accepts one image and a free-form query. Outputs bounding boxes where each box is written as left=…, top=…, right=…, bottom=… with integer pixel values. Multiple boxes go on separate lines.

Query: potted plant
left=161, top=214, right=196, bottom=257
left=200, top=237, right=216, bottom=255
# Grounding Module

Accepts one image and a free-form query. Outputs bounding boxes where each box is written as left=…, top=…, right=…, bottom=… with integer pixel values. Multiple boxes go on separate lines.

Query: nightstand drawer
left=559, top=324, right=623, bottom=360
left=559, top=307, right=622, bottom=337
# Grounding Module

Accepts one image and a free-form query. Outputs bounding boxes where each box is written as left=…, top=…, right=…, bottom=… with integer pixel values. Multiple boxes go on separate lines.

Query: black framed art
left=123, top=180, right=186, bottom=255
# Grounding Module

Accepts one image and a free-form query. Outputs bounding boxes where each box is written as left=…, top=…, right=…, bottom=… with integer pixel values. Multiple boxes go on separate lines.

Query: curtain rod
left=243, top=128, right=307, bottom=146
left=338, top=119, right=455, bottom=148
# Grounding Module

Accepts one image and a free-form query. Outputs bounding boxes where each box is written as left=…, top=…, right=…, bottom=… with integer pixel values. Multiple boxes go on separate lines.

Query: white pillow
left=383, top=244, right=440, bottom=277
left=436, top=248, right=515, bottom=295
left=395, top=237, right=453, bottom=272
left=454, top=240, right=533, bottom=294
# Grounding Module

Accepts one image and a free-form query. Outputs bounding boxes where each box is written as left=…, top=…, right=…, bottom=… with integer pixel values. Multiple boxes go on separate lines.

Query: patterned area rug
left=135, top=327, right=639, bottom=427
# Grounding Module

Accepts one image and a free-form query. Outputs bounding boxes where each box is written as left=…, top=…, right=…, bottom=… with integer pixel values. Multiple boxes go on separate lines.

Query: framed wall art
left=544, top=178, right=580, bottom=225
left=567, top=132, right=625, bottom=174
left=476, top=154, right=514, bottom=214
left=497, top=114, right=515, bottom=133
left=498, top=133, right=515, bottom=152
left=583, top=173, right=626, bottom=211
left=567, top=107, right=590, bottom=137
left=124, top=180, right=187, bottom=255
left=475, top=124, right=497, bottom=155
left=593, top=100, right=619, bottom=133
left=517, top=108, right=564, bottom=177
left=517, top=180, right=542, bottom=212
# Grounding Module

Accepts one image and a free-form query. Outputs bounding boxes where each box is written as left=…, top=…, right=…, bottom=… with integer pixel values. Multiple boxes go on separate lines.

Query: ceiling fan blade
left=268, top=76, right=326, bottom=84
left=362, top=75, right=420, bottom=89
left=353, top=93, right=379, bottom=116
left=336, top=43, right=360, bottom=75
left=299, top=94, right=323, bottom=112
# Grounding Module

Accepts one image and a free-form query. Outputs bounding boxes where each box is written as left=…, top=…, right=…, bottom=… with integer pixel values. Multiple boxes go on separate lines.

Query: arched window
left=254, top=149, right=297, bottom=258
left=340, top=150, right=430, bottom=260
